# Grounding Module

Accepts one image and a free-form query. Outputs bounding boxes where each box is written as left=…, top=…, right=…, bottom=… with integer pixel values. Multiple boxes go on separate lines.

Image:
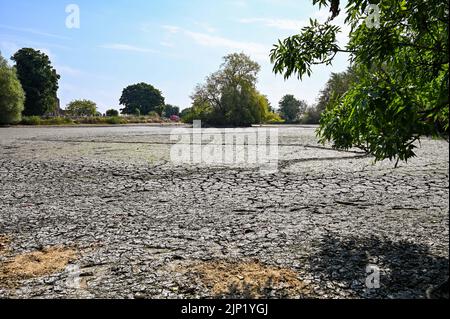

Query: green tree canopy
left=270, top=0, right=449, bottom=164
left=180, top=107, right=192, bottom=119
left=163, top=104, right=180, bottom=117
left=11, top=48, right=60, bottom=116
left=66, top=99, right=98, bottom=117
left=278, top=94, right=307, bottom=123
left=316, top=67, right=358, bottom=114
left=190, top=52, right=273, bottom=126
left=0, top=53, right=25, bottom=124
left=119, top=83, right=165, bottom=116
left=106, top=109, right=119, bottom=117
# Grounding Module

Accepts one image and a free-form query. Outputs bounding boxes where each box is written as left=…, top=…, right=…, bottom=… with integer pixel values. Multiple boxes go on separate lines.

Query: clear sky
left=0, top=0, right=350, bottom=113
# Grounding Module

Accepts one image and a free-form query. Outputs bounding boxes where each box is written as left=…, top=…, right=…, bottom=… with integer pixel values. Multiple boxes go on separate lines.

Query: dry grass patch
left=0, top=246, right=78, bottom=287
left=180, top=260, right=309, bottom=298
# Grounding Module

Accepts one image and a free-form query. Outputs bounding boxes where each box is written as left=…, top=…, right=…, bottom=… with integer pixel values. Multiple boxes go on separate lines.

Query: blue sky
left=0, top=0, right=350, bottom=113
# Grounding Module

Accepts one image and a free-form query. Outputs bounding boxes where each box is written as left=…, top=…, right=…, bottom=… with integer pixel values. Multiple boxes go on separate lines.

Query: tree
left=163, top=104, right=180, bottom=117
left=316, top=67, right=358, bottom=114
left=180, top=107, right=200, bottom=123
left=133, top=108, right=141, bottom=116
left=278, top=94, right=307, bottom=123
left=0, top=52, right=25, bottom=125
left=301, top=106, right=322, bottom=124
left=66, top=100, right=97, bottom=117
left=258, top=94, right=284, bottom=123
left=270, top=0, right=449, bottom=297
left=180, top=108, right=191, bottom=118
left=119, top=83, right=165, bottom=116
left=303, top=68, right=359, bottom=125
left=106, top=109, right=119, bottom=117
left=191, top=53, right=266, bottom=126
left=11, top=48, right=60, bottom=116
left=270, top=0, right=449, bottom=164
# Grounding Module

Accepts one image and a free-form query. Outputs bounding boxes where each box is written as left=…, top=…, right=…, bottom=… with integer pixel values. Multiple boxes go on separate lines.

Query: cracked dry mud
left=0, top=125, right=448, bottom=299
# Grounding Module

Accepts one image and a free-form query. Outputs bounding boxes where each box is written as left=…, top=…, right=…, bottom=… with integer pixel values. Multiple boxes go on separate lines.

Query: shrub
left=264, top=112, right=285, bottom=124
left=106, top=116, right=125, bottom=125
left=21, top=116, right=42, bottom=125
left=147, top=111, right=159, bottom=118
left=21, top=116, right=76, bottom=125
left=77, top=117, right=97, bottom=124
left=170, top=115, right=180, bottom=122
left=45, top=117, right=74, bottom=125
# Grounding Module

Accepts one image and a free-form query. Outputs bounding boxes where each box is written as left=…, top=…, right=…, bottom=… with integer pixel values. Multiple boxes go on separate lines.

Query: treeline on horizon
left=0, top=48, right=347, bottom=126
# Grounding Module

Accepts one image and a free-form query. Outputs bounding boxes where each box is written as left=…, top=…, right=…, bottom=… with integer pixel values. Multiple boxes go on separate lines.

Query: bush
left=0, top=54, right=25, bottom=124
left=21, top=116, right=75, bottom=125
left=180, top=105, right=211, bottom=124
left=76, top=117, right=99, bottom=124
left=263, top=112, right=285, bottom=124
left=147, top=111, right=159, bottom=118
left=21, top=116, right=42, bottom=125
left=45, top=117, right=74, bottom=125
left=170, top=115, right=180, bottom=122
left=181, top=110, right=194, bottom=124
left=106, top=116, right=125, bottom=125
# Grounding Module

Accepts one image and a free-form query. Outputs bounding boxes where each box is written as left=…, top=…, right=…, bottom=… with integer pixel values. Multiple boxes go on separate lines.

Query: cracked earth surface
left=0, top=125, right=448, bottom=299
